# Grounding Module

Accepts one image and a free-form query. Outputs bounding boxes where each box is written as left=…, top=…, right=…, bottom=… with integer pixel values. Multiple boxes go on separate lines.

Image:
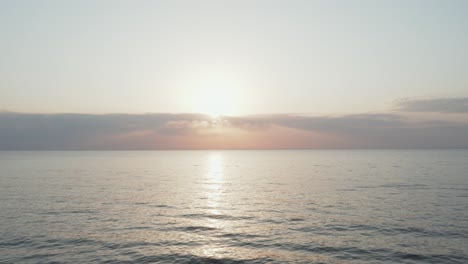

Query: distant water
left=1, top=150, right=468, bottom=264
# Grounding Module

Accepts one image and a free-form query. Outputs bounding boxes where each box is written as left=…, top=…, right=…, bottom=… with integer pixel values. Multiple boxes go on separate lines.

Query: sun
left=197, top=91, right=233, bottom=118
left=184, top=69, right=247, bottom=117
left=191, top=83, right=239, bottom=118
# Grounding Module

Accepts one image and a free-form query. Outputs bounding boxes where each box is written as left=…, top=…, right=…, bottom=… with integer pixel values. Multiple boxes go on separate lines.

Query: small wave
left=152, top=204, right=175, bottom=208
left=176, top=225, right=219, bottom=232
left=289, top=218, right=305, bottom=222
left=378, top=183, right=429, bottom=189
left=39, top=209, right=97, bottom=215
left=127, top=253, right=269, bottom=264
left=292, top=224, right=468, bottom=239
left=218, top=233, right=262, bottom=239
left=230, top=240, right=468, bottom=263
left=179, top=213, right=254, bottom=221
left=20, top=253, right=59, bottom=260
left=0, top=237, right=36, bottom=247
left=391, top=252, right=468, bottom=263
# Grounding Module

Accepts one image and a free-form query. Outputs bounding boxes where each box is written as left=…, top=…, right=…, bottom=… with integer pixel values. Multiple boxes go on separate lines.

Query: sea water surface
left=0, top=150, right=467, bottom=263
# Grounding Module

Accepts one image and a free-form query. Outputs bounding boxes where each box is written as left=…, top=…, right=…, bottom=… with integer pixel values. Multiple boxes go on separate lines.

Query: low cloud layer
left=1, top=111, right=468, bottom=150
left=396, top=98, right=468, bottom=113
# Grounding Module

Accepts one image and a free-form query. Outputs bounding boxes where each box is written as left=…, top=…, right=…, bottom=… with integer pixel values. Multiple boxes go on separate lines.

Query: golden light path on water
left=194, top=153, right=230, bottom=258
left=191, top=152, right=290, bottom=260
left=205, top=153, right=224, bottom=218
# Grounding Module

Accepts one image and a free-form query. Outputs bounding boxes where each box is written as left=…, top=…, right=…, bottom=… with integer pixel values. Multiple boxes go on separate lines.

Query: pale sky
left=1, top=0, right=468, bottom=115
left=1, top=1, right=468, bottom=149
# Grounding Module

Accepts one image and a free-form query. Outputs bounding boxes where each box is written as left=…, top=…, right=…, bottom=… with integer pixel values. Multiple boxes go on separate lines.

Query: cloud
left=232, top=113, right=468, bottom=148
left=0, top=112, right=213, bottom=150
left=1, top=111, right=467, bottom=150
left=396, top=97, right=468, bottom=113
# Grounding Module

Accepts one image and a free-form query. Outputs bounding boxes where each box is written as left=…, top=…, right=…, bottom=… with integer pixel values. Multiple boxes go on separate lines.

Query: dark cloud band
left=396, top=98, right=468, bottom=113
left=1, top=111, right=468, bottom=150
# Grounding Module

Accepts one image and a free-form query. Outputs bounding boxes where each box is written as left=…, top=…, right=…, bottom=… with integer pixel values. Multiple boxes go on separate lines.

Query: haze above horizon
left=1, top=0, right=467, bottom=149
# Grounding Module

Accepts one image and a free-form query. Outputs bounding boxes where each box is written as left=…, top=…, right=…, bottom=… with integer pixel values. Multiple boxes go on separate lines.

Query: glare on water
left=1, top=150, right=468, bottom=263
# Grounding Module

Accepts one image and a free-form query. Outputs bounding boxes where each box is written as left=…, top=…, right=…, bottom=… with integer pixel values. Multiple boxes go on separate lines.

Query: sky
left=1, top=0, right=468, bottom=149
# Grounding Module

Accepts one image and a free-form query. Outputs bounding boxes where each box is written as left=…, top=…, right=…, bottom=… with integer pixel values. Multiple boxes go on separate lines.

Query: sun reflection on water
left=192, top=152, right=230, bottom=259
left=207, top=153, right=223, bottom=182
left=205, top=153, right=224, bottom=214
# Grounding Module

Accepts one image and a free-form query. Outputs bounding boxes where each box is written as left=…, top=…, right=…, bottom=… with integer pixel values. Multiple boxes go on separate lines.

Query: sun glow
left=195, top=89, right=235, bottom=118
left=188, top=71, right=244, bottom=118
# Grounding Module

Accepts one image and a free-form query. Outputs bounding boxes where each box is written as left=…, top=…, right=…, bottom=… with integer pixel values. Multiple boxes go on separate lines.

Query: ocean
left=0, top=150, right=467, bottom=263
